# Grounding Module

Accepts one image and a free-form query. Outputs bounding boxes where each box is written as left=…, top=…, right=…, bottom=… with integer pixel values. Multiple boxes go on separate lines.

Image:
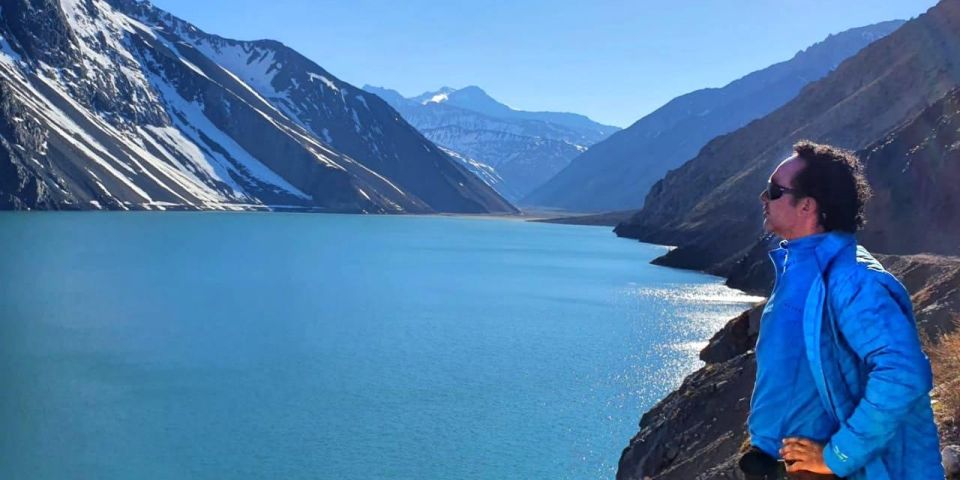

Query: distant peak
left=362, top=84, right=400, bottom=95
left=457, top=85, right=487, bottom=94
left=361, top=85, right=408, bottom=107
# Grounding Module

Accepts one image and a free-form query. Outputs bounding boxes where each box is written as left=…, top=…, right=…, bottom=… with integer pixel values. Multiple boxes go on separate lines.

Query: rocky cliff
left=0, top=0, right=516, bottom=213
left=858, top=88, right=960, bottom=256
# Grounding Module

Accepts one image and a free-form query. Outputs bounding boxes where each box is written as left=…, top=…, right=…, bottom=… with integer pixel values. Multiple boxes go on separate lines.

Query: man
left=739, top=141, right=944, bottom=479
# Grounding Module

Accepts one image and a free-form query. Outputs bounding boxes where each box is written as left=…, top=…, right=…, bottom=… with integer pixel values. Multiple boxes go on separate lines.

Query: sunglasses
left=764, top=180, right=802, bottom=200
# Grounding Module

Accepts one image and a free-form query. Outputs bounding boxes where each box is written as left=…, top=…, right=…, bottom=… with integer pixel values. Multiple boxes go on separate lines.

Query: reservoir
left=0, top=213, right=761, bottom=479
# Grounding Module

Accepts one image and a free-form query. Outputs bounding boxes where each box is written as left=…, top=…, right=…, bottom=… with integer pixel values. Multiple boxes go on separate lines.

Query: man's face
left=760, top=155, right=806, bottom=239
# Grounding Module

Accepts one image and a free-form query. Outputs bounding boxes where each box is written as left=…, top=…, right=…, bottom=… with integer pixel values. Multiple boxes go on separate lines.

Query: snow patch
left=439, top=146, right=504, bottom=188
left=191, top=41, right=283, bottom=100
left=307, top=72, right=339, bottom=92
left=424, top=92, right=449, bottom=104
left=145, top=71, right=311, bottom=200
left=0, top=34, right=23, bottom=66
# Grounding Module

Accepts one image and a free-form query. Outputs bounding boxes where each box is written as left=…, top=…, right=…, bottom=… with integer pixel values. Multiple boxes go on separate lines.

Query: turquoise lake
left=0, top=213, right=761, bottom=479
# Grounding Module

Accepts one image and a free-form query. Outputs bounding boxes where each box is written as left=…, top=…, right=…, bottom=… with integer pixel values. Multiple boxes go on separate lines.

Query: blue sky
left=150, top=0, right=938, bottom=127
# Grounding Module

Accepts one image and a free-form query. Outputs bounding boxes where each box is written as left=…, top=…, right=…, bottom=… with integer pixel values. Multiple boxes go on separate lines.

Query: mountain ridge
left=525, top=20, right=905, bottom=212
left=0, top=0, right=516, bottom=213
left=363, top=83, right=616, bottom=201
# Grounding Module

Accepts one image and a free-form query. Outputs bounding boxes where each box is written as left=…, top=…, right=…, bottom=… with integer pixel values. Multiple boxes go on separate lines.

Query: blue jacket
left=803, top=232, right=943, bottom=479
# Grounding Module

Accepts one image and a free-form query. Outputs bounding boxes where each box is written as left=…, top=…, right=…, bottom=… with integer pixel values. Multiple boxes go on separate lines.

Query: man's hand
left=779, top=437, right=834, bottom=474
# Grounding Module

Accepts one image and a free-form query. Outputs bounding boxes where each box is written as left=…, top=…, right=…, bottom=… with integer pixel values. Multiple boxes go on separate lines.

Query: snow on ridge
left=307, top=72, right=339, bottom=92
left=190, top=41, right=282, bottom=97
left=54, top=0, right=169, bottom=124
left=8, top=0, right=435, bottom=210
left=60, top=0, right=141, bottom=69
left=439, top=146, right=504, bottom=187
left=0, top=34, right=23, bottom=66
left=143, top=68, right=312, bottom=200
left=141, top=37, right=348, bottom=173
left=424, top=92, right=449, bottom=105
left=27, top=66, right=244, bottom=206
left=24, top=74, right=154, bottom=201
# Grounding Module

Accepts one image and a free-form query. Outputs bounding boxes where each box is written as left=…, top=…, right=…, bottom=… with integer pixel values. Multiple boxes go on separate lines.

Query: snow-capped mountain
left=363, top=85, right=618, bottom=201
left=0, top=0, right=515, bottom=214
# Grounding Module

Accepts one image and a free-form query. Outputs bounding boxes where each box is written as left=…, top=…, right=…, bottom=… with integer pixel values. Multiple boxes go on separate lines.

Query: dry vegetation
left=928, top=318, right=960, bottom=445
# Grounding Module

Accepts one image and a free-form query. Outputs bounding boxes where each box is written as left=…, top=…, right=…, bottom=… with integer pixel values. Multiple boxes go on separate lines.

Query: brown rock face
left=699, top=304, right=764, bottom=365
left=617, top=352, right=757, bottom=480
left=877, top=253, right=960, bottom=337
left=615, top=0, right=960, bottom=274
left=859, top=88, right=960, bottom=257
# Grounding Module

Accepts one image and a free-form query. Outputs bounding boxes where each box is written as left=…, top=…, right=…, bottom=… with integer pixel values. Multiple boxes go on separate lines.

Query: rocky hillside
left=615, top=1, right=960, bottom=272
left=363, top=85, right=618, bottom=201
left=0, top=0, right=515, bottom=213
left=858, top=87, right=960, bottom=256
left=617, top=254, right=960, bottom=479
left=524, top=21, right=902, bottom=213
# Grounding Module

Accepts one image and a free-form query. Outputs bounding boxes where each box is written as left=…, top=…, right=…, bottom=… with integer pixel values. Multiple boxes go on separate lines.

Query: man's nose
left=759, top=189, right=769, bottom=203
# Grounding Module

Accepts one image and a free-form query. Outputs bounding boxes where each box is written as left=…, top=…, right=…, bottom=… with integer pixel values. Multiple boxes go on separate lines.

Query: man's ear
left=801, top=197, right=818, bottom=215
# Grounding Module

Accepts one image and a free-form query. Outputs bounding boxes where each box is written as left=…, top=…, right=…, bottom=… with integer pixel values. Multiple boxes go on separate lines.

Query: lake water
left=0, top=213, right=761, bottom=479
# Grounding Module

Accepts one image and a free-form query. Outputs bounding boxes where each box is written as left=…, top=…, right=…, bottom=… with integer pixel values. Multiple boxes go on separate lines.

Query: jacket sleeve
left=821, top=271, right=934, bottom=477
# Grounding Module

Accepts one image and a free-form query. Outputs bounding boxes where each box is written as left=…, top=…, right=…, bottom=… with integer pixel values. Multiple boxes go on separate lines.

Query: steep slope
left=858, top=87, right=960, bottom=256
left=615, top=1, right=960, bottom=273
left=363, top=84, right=617, bottom=201
left=0, top=0, right=515, bottom=213
left=526, top=21, right=903, bottom=212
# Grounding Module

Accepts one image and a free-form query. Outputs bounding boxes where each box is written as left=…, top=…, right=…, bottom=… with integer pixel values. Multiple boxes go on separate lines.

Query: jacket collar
left=813, top=231, right=857, bottom=273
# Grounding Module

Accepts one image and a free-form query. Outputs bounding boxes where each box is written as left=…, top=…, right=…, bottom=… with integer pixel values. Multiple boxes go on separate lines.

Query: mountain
left=362, top=84, right=618, bottom=201
left=525, top=20, right=904, bottom=212
left=0, top=0, right=515, bottom=214
left=858, top=87, right=960, bottom=256
left=614, top=0, right=960, bottom=275
left=413, top=85, right=617, bottom=137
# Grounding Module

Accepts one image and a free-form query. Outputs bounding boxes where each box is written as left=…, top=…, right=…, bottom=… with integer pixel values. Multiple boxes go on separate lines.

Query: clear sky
left=149, top=0, right=938, bottom=127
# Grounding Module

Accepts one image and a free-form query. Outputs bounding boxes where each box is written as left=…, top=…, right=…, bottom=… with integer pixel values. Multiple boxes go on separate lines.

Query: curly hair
left=790, top=140, right=872, bottom=233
